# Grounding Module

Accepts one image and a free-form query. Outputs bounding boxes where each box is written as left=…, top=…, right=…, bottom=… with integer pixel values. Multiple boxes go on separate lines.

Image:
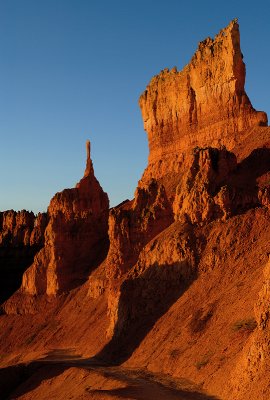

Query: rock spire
left=84, top=139, right=93, bottom=177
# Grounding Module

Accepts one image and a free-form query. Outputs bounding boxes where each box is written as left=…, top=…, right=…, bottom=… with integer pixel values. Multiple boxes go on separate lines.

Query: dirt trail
left=0, top=349, right=220, bottom=400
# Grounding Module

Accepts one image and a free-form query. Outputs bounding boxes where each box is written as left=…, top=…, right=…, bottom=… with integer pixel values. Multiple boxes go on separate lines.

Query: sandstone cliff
left=139, top=19, right=267, bottom=195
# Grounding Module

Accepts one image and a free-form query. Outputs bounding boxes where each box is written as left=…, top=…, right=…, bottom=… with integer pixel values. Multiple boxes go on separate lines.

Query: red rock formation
left=139, top=19, right=267, bottom=193
left=94, top=21, right=270, bottom=344
left=0, top=210, right=47, bottom=247
left=105, top=180, right=173, bottom=279
left=173, top=146, right=263, bottom=224
left=21, top=141, right=109, bottom=296
left=172, top=147, right=237, bottom=223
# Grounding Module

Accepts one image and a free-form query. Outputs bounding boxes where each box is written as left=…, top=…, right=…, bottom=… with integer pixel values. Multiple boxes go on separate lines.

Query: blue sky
left=0, top=0, right=269, bottom=213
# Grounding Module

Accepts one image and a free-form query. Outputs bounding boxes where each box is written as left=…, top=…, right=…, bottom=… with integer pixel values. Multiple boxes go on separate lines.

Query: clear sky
left=1, top=0, right=269, bottom=214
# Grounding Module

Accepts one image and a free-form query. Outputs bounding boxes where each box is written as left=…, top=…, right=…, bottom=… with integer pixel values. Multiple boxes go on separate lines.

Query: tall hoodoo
left=139, top=20, right=268, bottom=191
left=21, top=141, right=109, bottom=296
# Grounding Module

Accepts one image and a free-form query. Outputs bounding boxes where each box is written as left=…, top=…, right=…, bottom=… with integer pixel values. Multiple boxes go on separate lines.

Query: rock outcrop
left=139, top=19, right=267, bottom=193
left=21, top=141, right=109, bottom=296
left=0, top=210, right=47, bottom=247
left=92, top=20, right=270, bottom=348
left=173, top=147, right=237, bottom=223
left=105, top=180, right=173, bottom=279
left=173, top=146, right=263, bottom=224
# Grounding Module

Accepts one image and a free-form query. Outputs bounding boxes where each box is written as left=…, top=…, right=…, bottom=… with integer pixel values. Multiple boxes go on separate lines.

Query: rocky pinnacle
left=84, top=139, right=93, bottom=177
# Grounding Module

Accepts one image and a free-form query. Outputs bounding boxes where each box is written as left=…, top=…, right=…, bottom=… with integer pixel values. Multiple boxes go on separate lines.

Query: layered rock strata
left=139, top=19, right=267, bottom=192
left=21, top=141, right=109, bottom=296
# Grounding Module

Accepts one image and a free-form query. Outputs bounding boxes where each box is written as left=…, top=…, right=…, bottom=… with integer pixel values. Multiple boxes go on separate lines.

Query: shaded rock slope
left=1, top=19, right=270, bottom=400
left=0, top=210, right=47, bottom=304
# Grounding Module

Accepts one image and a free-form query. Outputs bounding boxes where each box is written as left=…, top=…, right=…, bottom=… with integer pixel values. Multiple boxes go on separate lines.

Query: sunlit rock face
left=139, top=20, right=267, bottom=194
left=100, top=20, right=270, bottom=362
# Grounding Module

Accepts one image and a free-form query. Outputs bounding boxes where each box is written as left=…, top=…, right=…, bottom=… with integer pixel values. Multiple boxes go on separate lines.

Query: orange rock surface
left=139, top=19, right=267, bottom=194
left=106, top=180, right=173, bottom=279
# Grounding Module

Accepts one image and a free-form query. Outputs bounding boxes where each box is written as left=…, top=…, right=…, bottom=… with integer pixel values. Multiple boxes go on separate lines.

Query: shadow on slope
left=0, top=245, right=41, bottom=305
left=0, top=357, right=220, bottom=400
left=58, top=235, right=110, bottom=294
left=90, top=387, right=219, bottom=400
left=97, top=258, right=196, bottom=365
left=0, top=362, right=66, bottom=400
left=233, top=147, right=270, bottom=188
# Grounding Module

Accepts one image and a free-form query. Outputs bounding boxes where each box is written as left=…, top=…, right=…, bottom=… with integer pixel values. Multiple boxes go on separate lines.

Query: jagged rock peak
left=139, top=19, right=268, bottom=171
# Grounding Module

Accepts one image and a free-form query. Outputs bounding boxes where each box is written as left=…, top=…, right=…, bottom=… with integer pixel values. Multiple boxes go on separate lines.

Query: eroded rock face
left=21, top=141, right=109, bottom=296
left=0, top=210, right=47, bottom=304
left=0, top=210, right=47, bottom=247
left=139, top=20, right=267, bottom=192
left=173, top=147, right=237, bottom=223
left=105, top=179, right=174, bottom=279
left=173, top=147, right=262, bottom=224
